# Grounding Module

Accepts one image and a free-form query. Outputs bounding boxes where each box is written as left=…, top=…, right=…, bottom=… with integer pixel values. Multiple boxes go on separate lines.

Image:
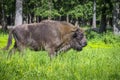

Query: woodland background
left=0, top=0, right=120, bottom=34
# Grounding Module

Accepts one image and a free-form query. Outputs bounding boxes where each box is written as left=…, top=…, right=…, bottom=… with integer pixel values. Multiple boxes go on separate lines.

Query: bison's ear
left=72, top=29, right=79, bottom=38
left=72, top=28, right=83, bottom=38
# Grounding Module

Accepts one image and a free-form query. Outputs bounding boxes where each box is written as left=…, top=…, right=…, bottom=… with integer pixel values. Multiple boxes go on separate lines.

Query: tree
left=99, top=0, right=107, bottom=33
left=1, top=0, right=7, bottom=31
left=15, top=0, right=23, bottom=26
left=68, top=1, right=93, bottom=26
left=98, top=0, right=115, bottom=33
left=34, top=0, right=60, bottom=20
left=92, top=0, right=96, bottom=28
left=113, top=1, right=120, bottom=35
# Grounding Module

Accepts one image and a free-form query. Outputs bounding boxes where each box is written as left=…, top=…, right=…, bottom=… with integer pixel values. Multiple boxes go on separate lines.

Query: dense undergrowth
left=0, top=30, right=120, bottom=80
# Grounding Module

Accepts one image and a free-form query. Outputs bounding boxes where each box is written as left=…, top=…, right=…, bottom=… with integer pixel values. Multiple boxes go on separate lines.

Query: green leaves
left=32, top=0, right=61, bottom=19
left=0, top=0, right=94, bottom=21
left=68, top=1, right=93, bottom=19
left=23, top=0, right=93, bottom=20
left=68, top=5, right=84, bottom=19
left=34, top=7, right=60, bottom=18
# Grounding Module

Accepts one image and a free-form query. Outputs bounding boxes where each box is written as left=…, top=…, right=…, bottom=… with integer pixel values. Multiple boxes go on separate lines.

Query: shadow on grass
left=109, top=73, right=120, bottom=80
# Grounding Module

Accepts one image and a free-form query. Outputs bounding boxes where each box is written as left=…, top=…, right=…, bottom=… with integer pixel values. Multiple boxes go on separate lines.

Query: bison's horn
left=71, top=27, right=78, bottom=32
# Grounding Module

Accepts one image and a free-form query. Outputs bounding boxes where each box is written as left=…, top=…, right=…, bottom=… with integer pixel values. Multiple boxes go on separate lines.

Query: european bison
left=4, top=20, right=87, bottom=59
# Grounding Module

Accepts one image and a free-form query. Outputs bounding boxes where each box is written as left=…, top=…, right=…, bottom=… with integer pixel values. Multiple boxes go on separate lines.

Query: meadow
left=0, top=31, right=120, bottom=80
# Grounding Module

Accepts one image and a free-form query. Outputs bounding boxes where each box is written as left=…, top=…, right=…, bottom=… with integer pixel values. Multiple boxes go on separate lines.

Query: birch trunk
left=15, top=0, right=23, bottom=26
left=92, top=0, right=96, bottom=28
left=113, top=2, right=120, bottom=35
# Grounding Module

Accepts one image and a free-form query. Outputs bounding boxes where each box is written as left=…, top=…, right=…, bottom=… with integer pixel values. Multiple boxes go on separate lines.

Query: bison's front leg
left=49, top=48, right=56, bottom=60
left=45, top=46, right=56, bottom=60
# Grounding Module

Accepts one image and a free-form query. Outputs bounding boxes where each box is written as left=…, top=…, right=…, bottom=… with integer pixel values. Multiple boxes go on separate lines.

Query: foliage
left=33, top=0, right=60, bottom=18
left=0, top=0, right=94, bottom=21
left=86, top=30, right=120, bottom=48
left=0, top=0, right=15, bottom=15
left=68, top=1, right=93, bottom=19
left=86, top=30, right=120, bottom=44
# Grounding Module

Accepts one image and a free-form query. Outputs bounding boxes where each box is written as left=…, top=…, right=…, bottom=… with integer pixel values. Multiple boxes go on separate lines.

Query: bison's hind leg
left=7, top=42, right=17, bottom=59
left=15, top=41, right=26, bottom=57
left=7, top=42, right=26, bottom=59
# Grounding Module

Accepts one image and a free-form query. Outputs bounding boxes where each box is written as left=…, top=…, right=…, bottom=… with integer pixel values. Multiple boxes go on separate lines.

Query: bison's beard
left=56, top=40, right=82, bottom=55
left=72, top=44, right=82, bottom=51
left=55, top=44, right=71, bottom=56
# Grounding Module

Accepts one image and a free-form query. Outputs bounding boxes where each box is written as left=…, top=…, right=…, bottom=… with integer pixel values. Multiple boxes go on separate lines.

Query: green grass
left=0, top=32, right=120, bottom=80
left=0, top=34, right=8, bottom=48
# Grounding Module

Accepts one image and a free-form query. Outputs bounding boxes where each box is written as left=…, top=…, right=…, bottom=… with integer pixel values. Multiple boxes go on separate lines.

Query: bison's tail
left=3, top=29, right=13, bottom=50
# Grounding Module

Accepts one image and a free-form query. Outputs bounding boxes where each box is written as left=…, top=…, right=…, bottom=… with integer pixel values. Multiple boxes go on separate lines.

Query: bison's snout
left=82, top=42, right=87, bottom=47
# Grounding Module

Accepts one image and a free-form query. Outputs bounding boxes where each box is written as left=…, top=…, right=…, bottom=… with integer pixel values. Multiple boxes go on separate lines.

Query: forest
left=0, top=0, right=120, bottom=80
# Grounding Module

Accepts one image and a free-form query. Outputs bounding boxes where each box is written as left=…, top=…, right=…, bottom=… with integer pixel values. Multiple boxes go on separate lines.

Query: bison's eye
left=73, top=33, right=77, bottom=38
left=75, top=33, right=84, bottom=40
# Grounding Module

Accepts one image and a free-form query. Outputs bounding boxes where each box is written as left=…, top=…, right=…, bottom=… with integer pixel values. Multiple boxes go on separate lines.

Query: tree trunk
left=12, top=13, right=15, bottom=25
left=75, top=19, right=79, bottom=27
left=15, top=0, right=23, bottom=26
left=1, top=0, right=7, bottom=31
left=48, top=0, right=52, bottom=20
left=26, top=14, right=28, bottom=24
left=0, top=1, right=2, bottom=25
left=92, top=0, right=96, bottom=28
left=66, top=14, right=69, bottom=22
left=28, top=13, right=31, bottom=23
left=99, top=3, right=107, bottom=33
left=31, top=13, right=34, bottom=23
left=113, top=2, right=120, bottom=35
left=108, top=0, right=113, bottom=28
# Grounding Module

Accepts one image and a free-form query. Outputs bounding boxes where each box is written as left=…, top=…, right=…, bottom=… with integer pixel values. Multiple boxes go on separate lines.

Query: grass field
left=0, top=32, right=120, bottom=80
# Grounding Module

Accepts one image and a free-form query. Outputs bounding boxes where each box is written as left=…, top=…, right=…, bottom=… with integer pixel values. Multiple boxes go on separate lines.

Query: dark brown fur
left=4, top=20, right=87, bottom=59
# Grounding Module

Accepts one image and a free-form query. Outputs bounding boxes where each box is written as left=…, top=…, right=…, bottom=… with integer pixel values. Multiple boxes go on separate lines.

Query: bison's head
left=70, top=28, right=87, bottom=51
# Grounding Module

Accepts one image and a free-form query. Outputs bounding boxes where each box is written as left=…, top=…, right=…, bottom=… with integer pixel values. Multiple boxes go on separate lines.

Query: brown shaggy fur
left=4, top=20, right=87, bottom=59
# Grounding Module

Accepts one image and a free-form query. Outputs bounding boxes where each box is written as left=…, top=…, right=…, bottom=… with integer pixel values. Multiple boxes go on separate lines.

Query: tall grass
left=0, top=31, right=120, bottom=80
